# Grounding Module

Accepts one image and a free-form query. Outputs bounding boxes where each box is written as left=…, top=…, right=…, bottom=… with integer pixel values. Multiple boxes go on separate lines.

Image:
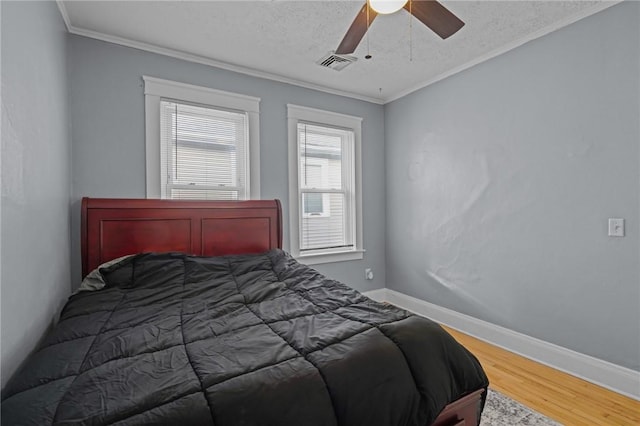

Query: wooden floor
left=443, top=326, right=640, bottom=426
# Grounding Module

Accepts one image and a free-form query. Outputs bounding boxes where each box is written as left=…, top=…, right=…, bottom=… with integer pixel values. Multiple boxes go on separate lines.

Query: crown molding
left=55, top=2, right=384, bottom=105
left=383, top=0, right=622, bottom=103
left=55, top=0, right=71, bottom=31
left=56, top=1, right=620, bottom=106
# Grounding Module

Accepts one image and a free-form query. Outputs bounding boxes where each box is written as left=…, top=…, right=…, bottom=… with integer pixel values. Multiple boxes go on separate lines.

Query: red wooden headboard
left=81, top=198, right=283, bottom=277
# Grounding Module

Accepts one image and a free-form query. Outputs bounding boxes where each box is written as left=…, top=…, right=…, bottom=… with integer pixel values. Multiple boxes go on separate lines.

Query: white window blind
left=298, top=122, right=355, bottom=252
left=160, top=100, right=249, bottom=200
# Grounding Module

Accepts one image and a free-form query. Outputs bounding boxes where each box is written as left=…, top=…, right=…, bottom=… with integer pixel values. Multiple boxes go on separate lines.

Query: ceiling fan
left=335, top=0, right=465, bottom=55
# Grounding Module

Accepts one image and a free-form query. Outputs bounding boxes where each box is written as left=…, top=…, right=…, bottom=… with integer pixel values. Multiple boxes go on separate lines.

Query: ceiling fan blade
left=335, top=3, right=378, bottom=55
left=405, top=0, right=464, bottom=39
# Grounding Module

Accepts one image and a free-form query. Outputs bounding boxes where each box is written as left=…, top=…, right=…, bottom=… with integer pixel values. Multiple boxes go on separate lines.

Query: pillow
left=75, top=255, right=134, bottom=294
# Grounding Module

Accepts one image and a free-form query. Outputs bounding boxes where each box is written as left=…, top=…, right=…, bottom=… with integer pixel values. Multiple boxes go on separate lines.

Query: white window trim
left=144, top=76, right=261, bottom=199
left=287, top=104, right=364, bottom=265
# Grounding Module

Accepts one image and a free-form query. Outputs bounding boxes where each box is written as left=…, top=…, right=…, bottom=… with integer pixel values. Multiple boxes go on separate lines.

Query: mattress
left=1, top=250, right=488, bottom=425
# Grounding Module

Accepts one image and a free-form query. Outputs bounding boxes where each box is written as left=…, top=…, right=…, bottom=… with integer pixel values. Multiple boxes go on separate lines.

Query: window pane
left=298, top=123, right=343, bottom=190
left=161, top=100, right=248, bottom=199
left=301, top=163, right=323, bottom=189
left=174, top=142, right=235, bottom=186
left=303, top=193, right=324, bottom=215
left=301, top=192, right=349, bottom=251
left=297, top=122, right=354, bottom=252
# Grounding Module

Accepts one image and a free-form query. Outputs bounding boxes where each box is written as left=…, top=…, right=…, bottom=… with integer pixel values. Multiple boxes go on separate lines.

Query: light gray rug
left=480, top=388, right=562, bottom=426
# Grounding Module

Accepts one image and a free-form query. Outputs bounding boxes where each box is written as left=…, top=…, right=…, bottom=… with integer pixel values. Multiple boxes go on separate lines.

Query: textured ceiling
left=60, top=1, right=615, bottom=103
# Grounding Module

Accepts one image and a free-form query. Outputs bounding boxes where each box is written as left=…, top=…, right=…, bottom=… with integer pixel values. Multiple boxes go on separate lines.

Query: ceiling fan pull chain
left=409, top=0, right=413, bottom=62
left=366, top=2, right=372, bottom=59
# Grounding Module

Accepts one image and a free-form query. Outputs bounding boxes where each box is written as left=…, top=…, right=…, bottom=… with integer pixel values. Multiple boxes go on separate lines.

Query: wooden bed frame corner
left=432, top=388, right=485, bottom=426
left=80, top=197, right=484, bottom=426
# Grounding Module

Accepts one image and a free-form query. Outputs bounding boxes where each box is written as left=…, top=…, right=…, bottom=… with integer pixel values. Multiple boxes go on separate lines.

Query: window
left=144, top=76, right=260, bottom=199
left=287, top=104, right=363, bottom=264
left=301, top=157, right=330, bottom=218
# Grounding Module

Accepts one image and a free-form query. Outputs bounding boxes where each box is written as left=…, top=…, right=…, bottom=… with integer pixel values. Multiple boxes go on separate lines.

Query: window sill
left=295, top=249, right=365, bottom=265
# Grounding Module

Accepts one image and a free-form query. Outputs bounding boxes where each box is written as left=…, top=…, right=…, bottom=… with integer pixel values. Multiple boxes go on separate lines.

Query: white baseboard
left=363, top=288, right=640, bottom=401
left=362, top=288, right=387, bottom=302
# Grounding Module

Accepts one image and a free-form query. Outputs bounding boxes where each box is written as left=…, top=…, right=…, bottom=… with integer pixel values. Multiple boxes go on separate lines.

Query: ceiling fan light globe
left=368, top=0, right=408, bottom=14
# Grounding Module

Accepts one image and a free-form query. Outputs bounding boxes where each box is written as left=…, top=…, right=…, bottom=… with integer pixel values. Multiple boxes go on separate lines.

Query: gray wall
left=68, top=35, right=386, bottom=293
left=1, top=1, right=71, bottom=388
left=385, top=1, right=639, bottom=371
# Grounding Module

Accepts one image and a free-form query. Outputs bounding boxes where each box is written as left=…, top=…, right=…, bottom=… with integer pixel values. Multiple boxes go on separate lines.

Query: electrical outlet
left=608, top=218, right=624, bottom=237
left=365, top=268, right=374, bottom=280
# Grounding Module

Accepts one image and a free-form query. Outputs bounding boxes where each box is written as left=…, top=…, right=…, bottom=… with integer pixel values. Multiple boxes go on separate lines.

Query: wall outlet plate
left=608, top=218, right=624, bottom=237
left=365, top=268, right=374, bottom=280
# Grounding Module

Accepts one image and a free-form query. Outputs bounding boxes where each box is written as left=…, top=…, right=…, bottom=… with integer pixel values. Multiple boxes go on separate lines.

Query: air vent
left=316, top=52, right=357, bottom=71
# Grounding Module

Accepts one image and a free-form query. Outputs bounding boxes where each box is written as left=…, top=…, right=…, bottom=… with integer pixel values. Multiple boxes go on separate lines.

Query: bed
left=1, top=198, right=488, bottom=425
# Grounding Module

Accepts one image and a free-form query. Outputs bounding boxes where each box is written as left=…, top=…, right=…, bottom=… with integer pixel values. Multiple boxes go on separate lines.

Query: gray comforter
left=1, top=250, right=488, bottom=425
